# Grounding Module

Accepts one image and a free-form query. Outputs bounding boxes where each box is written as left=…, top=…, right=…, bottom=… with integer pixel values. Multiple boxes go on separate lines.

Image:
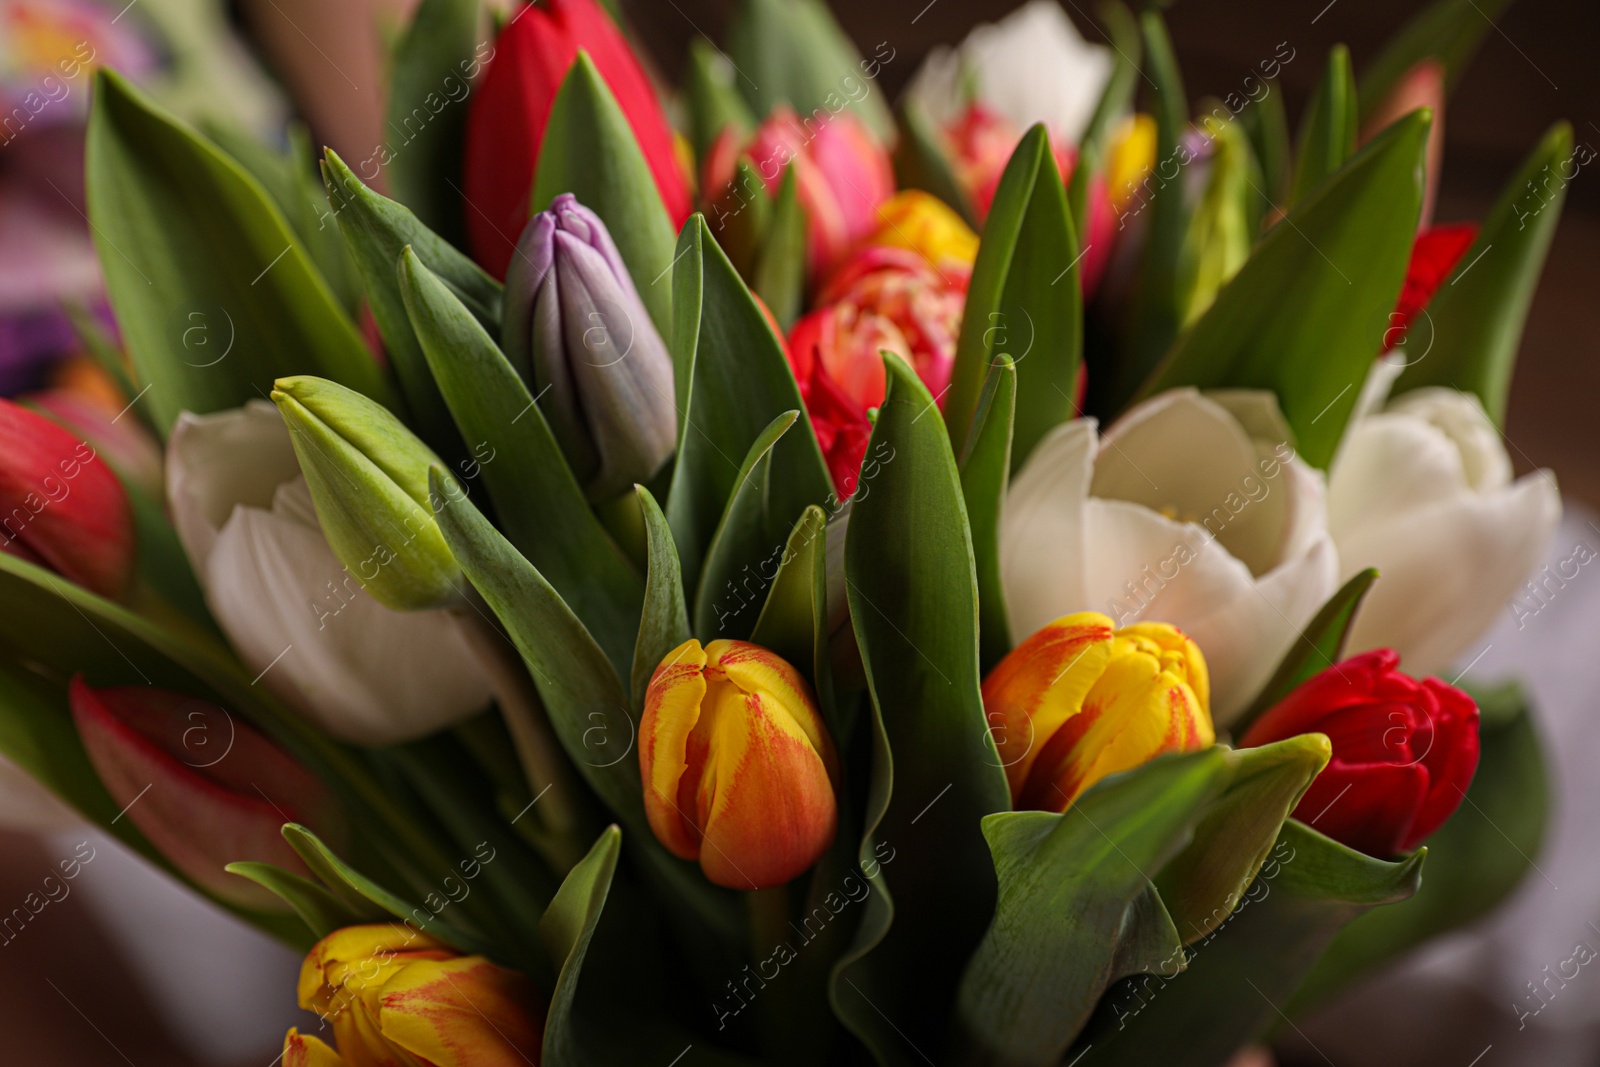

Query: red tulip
left=704, top=106, right=895, bottom=280
left=1389, top=223, right=1479, bottom=345
left=70, top=678, right=347, bottom=909
left=1239, top=649, right=1480, bottom=857
left=462, top=0, right=691, bottom=279
left=0, top=396, right=133, bottom=598
left=796, top=350, right=873, bottom=500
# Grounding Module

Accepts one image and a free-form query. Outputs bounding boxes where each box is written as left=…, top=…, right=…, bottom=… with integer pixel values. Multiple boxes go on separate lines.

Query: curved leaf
left=532, top=53, right=676, bottom=336
left=666, top=216, right=832, bottom=593
left=1392, top=122, right=1574, bottom=424
left=753, top=164, right=807, bottom=331
left=685, top=38, right=756, bottom=161
left=541, top=825, right=622, bottom=1066
left=225, top=861, right=371, bottom=942
left=400, top=248, right=643, bottom=677
left=693, top=411, right=799, bottom=639
left=1079, top=820, right=1424, bottom=1067
left=1290, top=46, right=1358, bottom=206
left=834, top=355, right=1011, bottom=1063
left=630, top=487, right=692, bottom=708
left=84, top=70, right=390, bottom=435
left=956, top=751, right=1234, bottom=1067
left=945, top=126, right=1081, bottom=470
left=1136, top=111, right=1430, bottom=468
left=958, top=355, right=1016, bottom=675
left=1078, top=2, right=1142, bottom=162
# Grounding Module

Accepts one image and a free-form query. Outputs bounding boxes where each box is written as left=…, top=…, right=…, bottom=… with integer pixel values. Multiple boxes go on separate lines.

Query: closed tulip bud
left=463, top=0, right=691, bottom=279
left=1240, top=649, right=1480, bottom=857
left=503, top=193, right=677, bottom=501
left=289, top=924, right=543, bottom=1066
left=641, top=639, right=838, bottom=889
left=69, top=677, right=346, bottom=910
left=0, top=397, right=133, bottom=599
left=270, top=376, right=459, bottom=611
left=983, top=612, right=1215, bottom=811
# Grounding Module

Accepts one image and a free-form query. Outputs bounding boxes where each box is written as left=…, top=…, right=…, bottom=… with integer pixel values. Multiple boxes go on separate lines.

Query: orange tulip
left=641, top=639, right=838, bottom=889
left=983, top=612, right=1214, bottom=811
left=289, top=924, right=543, bottom=1066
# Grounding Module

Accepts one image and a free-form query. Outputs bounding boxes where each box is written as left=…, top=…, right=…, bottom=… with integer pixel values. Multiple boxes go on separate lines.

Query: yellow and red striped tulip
left=288, top=924, right=543, bottom=1066
left=641, top=639, right=838, bottom=889
left=983, top=612, right=1214, bottom=812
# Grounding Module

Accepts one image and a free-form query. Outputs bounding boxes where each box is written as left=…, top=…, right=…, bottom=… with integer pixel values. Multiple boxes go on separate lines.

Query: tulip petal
left=1339, top=473, right=1560, bottom=675
left=1000, top=419, right=1095, bottom=637
left=640, top=638, right=709, bottom=860
left=1296, top=756, right=1428, bottom=858
left=377, top=956, right=544, bottom=1067
left=283, top=1029, right=346, bottom=1067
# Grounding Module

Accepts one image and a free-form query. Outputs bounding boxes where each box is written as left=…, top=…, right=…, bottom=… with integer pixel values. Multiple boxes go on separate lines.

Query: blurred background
left=0, top=0, right=1595, bottom=1063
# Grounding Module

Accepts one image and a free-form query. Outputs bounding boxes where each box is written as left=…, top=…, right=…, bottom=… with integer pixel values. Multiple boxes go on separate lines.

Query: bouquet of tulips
left=0, top=0, right=1572, bottom=1063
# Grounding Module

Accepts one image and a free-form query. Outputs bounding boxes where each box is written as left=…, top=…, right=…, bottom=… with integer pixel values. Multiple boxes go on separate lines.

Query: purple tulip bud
left=503, top=194, right=677, bottom=501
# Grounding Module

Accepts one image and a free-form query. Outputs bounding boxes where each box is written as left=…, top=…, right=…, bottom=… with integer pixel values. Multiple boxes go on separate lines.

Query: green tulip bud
left=270, top=376, right=461, bottom=610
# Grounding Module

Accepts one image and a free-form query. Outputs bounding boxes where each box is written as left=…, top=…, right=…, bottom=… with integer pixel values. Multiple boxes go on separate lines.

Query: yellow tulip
left=287, top=924, right=543, bottom=1067
left=983, top=612, right=1214, bottom=812
left=865, top=190, right=980, bottom=270
left=641, top=639, right=838, bottom=889
left=1105, top=113, right=1157, bottom=213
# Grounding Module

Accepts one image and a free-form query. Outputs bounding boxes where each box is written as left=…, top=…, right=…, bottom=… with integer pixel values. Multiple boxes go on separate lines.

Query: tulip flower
left=704, top=106, right=895, bottom=279
left=167, top=401, right=492, bottom=745
left=904, top=0, right=1112, bottom=147
left=1362, top=59, right=1446, bottom=228
left=983, top=612, right=1214, bottom=811
left=1329, top=386, right=1559, bottom=676
left=69, top=677, right=345, bottom=909
left=0, top=395, right=133, bottom=599
left=462, top=0, right=690, bottom=279
left=1388, top=223, right=1479, bottom=346
left=502, top=193, right=677, bottom=501
left=641, top=639, right=838, bottom=889
left=788, top=246, right=967, bottom=418
left=25, top=385, right=164, bottom=499
left=1000, top=389, right=1340, bottom=724
left=1240, top=649, right=1480, bottom=856
left=289, top=924, right=543, bottom=1066
left=861, top=189, right=979, bottom=273
left=271, top=375, right=460, bottom=611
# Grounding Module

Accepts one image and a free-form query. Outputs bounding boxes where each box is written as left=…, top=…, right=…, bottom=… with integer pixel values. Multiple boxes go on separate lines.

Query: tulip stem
left=454, top=605, right=585, bottom=871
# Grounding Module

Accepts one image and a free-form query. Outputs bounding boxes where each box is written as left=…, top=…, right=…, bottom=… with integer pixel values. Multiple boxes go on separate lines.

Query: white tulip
left=0, top=752, right=79, bottom=831
left=1000, top=388, right=1339, bottom=725
left=1329, top=386, right=1561, bottom=675
left=903, top=0, right=1114, bottom=144
left=166, top=401, right=491, bottom=745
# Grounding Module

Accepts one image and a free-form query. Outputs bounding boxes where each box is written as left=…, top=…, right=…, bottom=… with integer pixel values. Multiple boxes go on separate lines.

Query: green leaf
left=225, top=861, right=372, bottom=941
left=1290, top=46, right=1359, bottom=206
left=1289, top=682, right=1548, bottom=1012
left=709, top=157, right=772, bottom=283
left=532, top=53, right=676, bottom=336
left=631, top=487, right=692, bottom=708
left=1357, top=0, right=1518, bottom=123
left=1239, top=81, right=1291, bottom=228
left=399, top=248, right=643, bottom=677
left=84, top=70, right=391, bottom=435
left=685, top=38, right=756, bottom=162
left=1078, top=821, right=1424, bottom=1067
left=323, top=149, right=501, bottom=457
left=666, top=217, right=833, bottom=594
left=725, top=0, right=894, bottom=142
left=386, top=0, right=483, bottom=245
left=1392, top=122, right=1574, bottom=425
left=283, top=822, right=504, bottom=958
left=892, top=98, right=979, bottom=228
left=752, top=164, right=808, bottom=331
left=1079, top=3, right=1142, bottom=162
left=1154, top=735, right=1331, bottom=943
left=1232, top=569, right=1378, bottom=734
left=693, top=411, right=799, bottom=639
left=1136, top=111, right=1430, bottom=468
left=541, top=826, right=623, bottom=1066
left=944, top=125, right=1081, bottom=471
left=750, top=505, right=836, bottom=724
left=834, top=355, right=1012, bottom=1063
left=1109, top=12, right=1191, bottom=412
left=956, top=751, right=1236, bottom=1067
left=958, top=355, right=1016, bottom=675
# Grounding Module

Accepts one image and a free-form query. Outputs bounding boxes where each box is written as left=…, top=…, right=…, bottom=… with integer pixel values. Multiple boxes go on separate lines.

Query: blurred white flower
left=166, top=401, right=491, bottom=745
left=1329, top=385, right=1561, bottom=675
left=903, top=0, right=1114, bottom=144
left=0, top=751, right=79, bottom=831
left=1000, top=388, right=1339, bottom=724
